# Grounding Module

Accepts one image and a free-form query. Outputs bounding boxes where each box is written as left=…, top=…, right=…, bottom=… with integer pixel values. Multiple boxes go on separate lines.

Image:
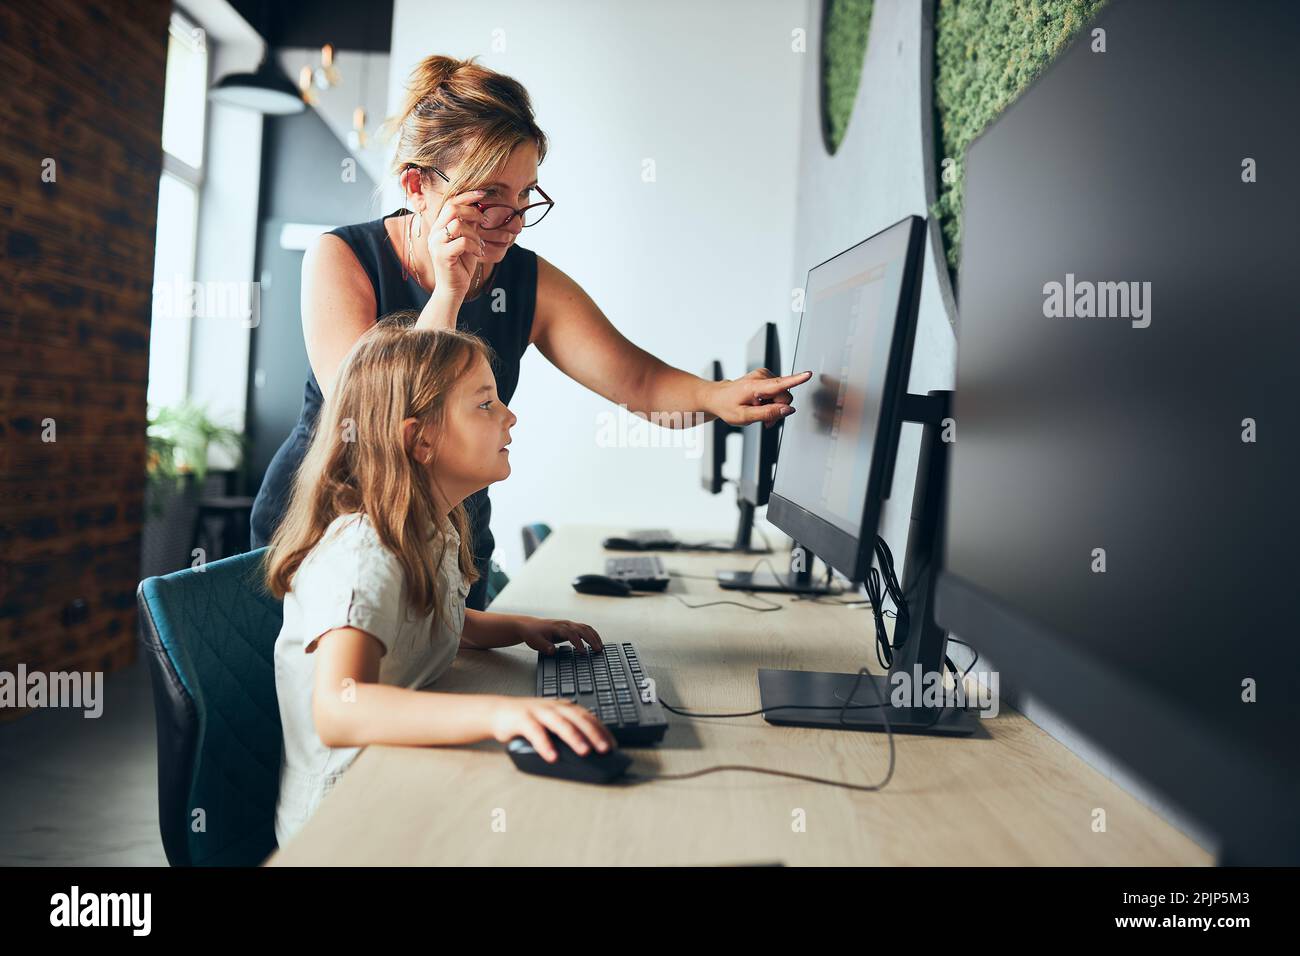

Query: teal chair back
left=522, top=522, right=552, bottom=560
left=136, top=548, right=283, bottom=866
left=485, top=558, right=511, bottom=605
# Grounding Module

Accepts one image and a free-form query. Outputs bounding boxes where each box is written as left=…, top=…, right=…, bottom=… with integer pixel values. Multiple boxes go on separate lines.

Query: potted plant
left=141, top=401, right=247, bottom=579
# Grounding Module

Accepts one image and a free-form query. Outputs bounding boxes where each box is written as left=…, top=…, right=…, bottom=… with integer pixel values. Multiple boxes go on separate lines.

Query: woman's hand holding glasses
left=426, top=187, right=489, bottom=302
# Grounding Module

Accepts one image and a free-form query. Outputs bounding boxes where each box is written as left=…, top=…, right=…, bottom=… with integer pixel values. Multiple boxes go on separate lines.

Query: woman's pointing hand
left=709, top=368, right=813, bottom=428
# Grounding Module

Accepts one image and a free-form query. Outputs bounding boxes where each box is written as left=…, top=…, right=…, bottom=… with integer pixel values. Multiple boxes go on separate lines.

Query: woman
left=250, top=53, right=811, bottom=611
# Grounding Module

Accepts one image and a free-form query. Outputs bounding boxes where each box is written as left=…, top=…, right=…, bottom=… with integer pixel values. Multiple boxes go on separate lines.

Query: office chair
left=137, top=549, right=283, bottom=867
left=485, top=558, right=510, bottom=605
left=521, top=522, right=552, bottom=560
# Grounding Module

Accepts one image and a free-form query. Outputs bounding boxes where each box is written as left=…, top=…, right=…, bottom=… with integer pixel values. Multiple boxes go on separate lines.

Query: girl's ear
left=401, top=417, right=424, bottom=462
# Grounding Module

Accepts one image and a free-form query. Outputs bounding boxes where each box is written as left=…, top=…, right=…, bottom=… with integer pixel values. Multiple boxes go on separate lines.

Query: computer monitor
left=717, top=322, right=783, bottom=557
left=699, top=359, right=727, bottom=494
left=766, top=215, right=926, bottom=583
left=934, top=0, right=1300, bottom=863
left=758, top=215, right=975, bottom=735
left=737, top=323, right=782, bottom=509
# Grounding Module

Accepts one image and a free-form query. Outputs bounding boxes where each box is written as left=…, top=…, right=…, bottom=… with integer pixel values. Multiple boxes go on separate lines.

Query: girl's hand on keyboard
left=516, top=616, right=604, bottom=655
left=490, top=697, right=615, bottom=760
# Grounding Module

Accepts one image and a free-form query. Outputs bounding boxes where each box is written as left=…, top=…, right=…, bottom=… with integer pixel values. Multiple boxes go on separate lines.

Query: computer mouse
left=505, top=733, right=632, bottom=784
left=571, top=573, right=633, bottom=596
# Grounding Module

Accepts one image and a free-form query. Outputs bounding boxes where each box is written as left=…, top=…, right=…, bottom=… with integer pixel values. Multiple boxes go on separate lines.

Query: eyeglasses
left=410, top=164, right=555, bottom=228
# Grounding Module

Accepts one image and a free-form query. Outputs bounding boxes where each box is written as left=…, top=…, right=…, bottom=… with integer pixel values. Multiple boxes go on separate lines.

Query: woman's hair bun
left=380, top=53, right=548, bottom=194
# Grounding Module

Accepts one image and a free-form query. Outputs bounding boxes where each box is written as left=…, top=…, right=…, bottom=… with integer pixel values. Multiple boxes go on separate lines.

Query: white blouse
left=272, top=512, right=470, bottom=847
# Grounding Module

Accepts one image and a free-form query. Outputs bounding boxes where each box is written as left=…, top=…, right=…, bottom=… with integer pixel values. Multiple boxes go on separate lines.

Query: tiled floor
left=0, top=656, right=168, bottom=866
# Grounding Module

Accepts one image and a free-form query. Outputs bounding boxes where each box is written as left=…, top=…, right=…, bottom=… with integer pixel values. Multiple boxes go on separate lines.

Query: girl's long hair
left=264, top=314, right=493, bottom=631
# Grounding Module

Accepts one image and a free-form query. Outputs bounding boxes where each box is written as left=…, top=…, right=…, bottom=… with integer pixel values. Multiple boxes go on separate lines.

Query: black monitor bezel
left=766, top=214, right=928, bottom=583
left=738, top=322, right=782, bottom=507
left=699, top=359, right=726, bottom=494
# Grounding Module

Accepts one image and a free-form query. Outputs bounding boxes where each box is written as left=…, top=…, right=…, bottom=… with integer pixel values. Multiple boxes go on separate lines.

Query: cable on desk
left=675, top=541, right=745, bottom=553
left=792, top=592, right=872, bottom=607
left=662, top=554, right=792, bottom=612
left=668, top=591, right=783, bottom=612
left=625, top=667, right=896, bottom=793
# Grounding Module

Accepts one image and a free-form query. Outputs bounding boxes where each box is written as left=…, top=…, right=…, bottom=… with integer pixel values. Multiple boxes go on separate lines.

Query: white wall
left=389, top=0, right=807, bottom=572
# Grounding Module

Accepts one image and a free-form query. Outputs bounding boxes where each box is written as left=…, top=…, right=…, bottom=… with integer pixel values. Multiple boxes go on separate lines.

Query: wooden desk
left=268, top=525, right=1210, bottom=866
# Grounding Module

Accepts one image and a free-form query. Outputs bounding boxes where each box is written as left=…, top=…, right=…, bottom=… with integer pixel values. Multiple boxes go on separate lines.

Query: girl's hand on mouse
left=515, top=616, right=604, bottom=655
left=489, top=697, right=615, bottom=761
left=426, top=187, right=489, bottom=301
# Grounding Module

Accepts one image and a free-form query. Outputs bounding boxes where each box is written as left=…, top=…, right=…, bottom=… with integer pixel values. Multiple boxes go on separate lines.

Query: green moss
left=821, top=0, right=874, bottom=154
left=931, top=0, right=1111, bottom=276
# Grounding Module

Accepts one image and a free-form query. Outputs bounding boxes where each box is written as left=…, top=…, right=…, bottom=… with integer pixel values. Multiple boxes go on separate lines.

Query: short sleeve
left=294, top=519, right=406, bottom=655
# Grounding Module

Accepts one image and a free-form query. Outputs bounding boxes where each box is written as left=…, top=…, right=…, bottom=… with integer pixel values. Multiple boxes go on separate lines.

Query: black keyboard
left=604, top=555, right=671, bottom=591
left=536, top=642, right=668, bottom=746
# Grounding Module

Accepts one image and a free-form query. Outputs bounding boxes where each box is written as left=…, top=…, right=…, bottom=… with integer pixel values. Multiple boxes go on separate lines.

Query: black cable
left=792, top=592, right=872, bottom=607
left=866, top=535, right=909, bottom=670
left=626, top=667, right=895, bottom=792
left=659, top=556, right=786, bottom=611
left=945, top=636, right=980, bottom=681
left=668, top=591, right=782, bottom=612
left=675, top=541, right=739, bottom=553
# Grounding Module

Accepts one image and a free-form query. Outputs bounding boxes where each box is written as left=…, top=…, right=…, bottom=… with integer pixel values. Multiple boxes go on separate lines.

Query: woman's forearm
left=414, top=288, right=462, bottom=331
left=632, top=355, right=718, bottom=427
left=314, top=682, right=501, bottom=748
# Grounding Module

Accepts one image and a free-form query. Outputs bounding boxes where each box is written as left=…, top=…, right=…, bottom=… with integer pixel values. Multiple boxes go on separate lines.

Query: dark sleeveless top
left=249, top=209, right=538, bottom=612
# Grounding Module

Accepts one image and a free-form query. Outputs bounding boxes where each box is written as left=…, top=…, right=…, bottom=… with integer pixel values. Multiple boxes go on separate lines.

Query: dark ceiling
left=223, top=0, right=394, bottom=52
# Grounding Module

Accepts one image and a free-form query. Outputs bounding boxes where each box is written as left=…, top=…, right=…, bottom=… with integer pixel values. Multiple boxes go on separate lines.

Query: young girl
left=264, top=315, right=614, bottom=846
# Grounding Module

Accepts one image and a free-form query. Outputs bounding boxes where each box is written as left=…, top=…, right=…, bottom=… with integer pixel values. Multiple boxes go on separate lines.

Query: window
left=148, top=10, right=209, bottom=410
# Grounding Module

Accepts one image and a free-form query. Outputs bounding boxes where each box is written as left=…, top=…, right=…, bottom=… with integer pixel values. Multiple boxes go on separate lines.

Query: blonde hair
left=379, top=53, right=549, bottom=200
left=265, top=314, right=494, bottom=629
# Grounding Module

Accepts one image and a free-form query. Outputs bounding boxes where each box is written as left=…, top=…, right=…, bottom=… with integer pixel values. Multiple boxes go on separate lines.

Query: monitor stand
left=757, top=390, right=980, bottom=737
left=716, top=533, right=833, bottom=595
left=757, top=669, right=977, bottom=736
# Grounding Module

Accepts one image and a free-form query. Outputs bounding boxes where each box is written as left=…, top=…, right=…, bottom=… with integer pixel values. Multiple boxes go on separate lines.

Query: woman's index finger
left=753, top=370, right=812, bottom=393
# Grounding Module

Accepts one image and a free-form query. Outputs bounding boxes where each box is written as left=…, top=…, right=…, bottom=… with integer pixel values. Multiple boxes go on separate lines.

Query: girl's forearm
left=314, top=683, right=501, bottom=748
left=414, top=288, right=462, bottom=331
left=461, top=608, right=527, bottom=649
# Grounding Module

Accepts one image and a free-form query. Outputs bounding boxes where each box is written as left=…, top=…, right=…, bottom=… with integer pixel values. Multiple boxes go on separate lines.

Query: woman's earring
left=413, top=209, right=422, bottom=238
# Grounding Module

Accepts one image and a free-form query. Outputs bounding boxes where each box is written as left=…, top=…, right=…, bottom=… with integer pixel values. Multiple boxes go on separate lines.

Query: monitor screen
left=767, top=215, right=926, bottom=579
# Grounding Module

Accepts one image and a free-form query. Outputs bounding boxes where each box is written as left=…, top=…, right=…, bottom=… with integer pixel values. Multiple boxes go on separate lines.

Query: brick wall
left=0, top=0, right=172, bottom=717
